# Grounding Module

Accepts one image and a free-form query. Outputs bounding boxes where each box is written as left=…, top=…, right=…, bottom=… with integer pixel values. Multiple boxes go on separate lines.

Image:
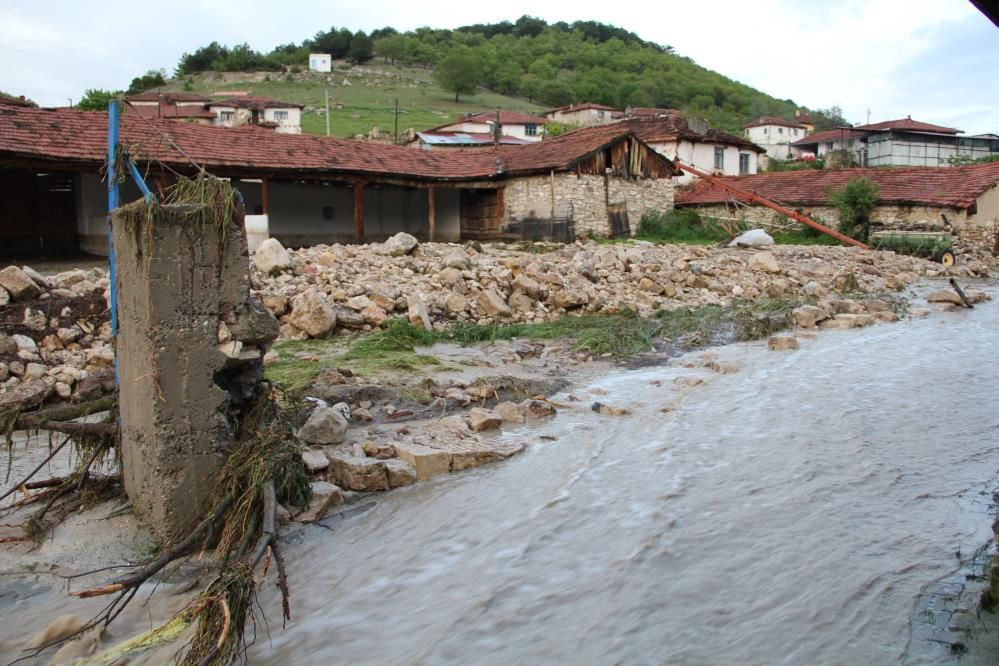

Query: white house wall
left=648, top=140, right=757, bottom=184
left=76, top=172, right=142, bottom=256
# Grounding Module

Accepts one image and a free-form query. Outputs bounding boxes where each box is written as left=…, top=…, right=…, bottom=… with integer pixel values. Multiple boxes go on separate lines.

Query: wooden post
left=261, top=177, right=270, bottom=215
left=428, top=186, right=436, bottom=242
left=353, top=181, right=365, bottom=243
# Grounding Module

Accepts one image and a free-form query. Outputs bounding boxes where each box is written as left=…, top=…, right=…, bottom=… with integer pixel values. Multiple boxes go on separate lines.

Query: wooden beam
left=261, top=177, right=270, bottom=214
left=428, top=186, right=436, bottom=241
left=353, top=181, right=365, bottom=243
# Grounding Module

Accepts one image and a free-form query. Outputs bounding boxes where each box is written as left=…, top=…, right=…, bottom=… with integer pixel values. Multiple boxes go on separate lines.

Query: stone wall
left=679, top=200, right=997, bottom=252
left=504, top=173, right=675, bottom=237
left=113, top=202, right=278, bottom=540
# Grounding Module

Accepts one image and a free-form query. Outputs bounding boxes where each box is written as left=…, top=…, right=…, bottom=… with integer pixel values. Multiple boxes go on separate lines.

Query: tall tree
left=432, top=51, right=483, bottom=101
left=76, top=89, right=121, bottom=111
left=348, top=31, right=375, bottom=64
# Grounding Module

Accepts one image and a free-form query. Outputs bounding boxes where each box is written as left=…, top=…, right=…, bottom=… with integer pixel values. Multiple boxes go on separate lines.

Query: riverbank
left=1, top=238, right=997, bottom=662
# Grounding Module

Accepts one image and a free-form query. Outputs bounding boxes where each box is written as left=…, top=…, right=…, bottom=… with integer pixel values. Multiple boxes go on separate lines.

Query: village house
left=207, top=95, right=304, bottom=134
left=789, top=127, right=868, bottom=164
left=424, top=111, right=550, bottom=142
left=0, top=103, right=678, bottom=257
left=852, top=117, right=999, bottom=167
left=544, top=102, right=620, bottom=127
left=622, top=117, right=765, bottom=183
left=789, top=117, right=999, bottom=167
left=743, top=116, right=809, bottom=163
left=675, top=163, right=999, bottom=252
left=124, top=92, right=217, bottom=124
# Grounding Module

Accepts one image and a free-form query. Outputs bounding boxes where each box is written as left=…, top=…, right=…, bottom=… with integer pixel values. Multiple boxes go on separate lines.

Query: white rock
left=379, top=232, right=419, bottom=257
left=11, top=334, right=38, bottom=354
left=0, top=266, right=41, bottom=300
left=301, top=449, right=330, bottom=473
left=749, top=251, right=781, bottom=273
left=728, top=229, right=774, bottom=247
left=253, top=238, right=292, bottom=274
left=299, top=406, right=348, bottom=445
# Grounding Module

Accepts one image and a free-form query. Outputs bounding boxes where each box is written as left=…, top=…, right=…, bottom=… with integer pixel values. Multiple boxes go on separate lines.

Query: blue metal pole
left=107, top=100, right=120, bottom=385
left=126, top=158, right=153, bottom=200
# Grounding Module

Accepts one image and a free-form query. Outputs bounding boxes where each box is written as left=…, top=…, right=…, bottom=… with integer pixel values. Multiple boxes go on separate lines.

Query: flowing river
left=249, top=286, right=999, bottom=665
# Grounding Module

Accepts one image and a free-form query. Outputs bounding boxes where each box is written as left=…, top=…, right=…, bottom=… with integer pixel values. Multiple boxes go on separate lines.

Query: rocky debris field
left=0, top=265, right=116, bottom=412
left=251, top=233, right=993, bottom=342
left=1, top=232, right=993, bottom=421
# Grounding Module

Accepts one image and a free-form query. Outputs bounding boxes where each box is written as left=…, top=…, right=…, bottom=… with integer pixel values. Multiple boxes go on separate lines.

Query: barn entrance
left=0, top=168, right=79, bottom=258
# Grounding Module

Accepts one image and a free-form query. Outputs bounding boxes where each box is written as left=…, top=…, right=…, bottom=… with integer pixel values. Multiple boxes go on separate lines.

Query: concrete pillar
left=113, top=201, right=278, bottom=541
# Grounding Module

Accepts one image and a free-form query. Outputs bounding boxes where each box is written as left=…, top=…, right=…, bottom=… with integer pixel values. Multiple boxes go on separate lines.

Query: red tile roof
left=675, top=163, right=999, bottom=210
left=127, top=102, right=217, bottom=120
left=618, top=117, right=765, bottom=153
left=0, top=104, right=673, bottom=182
left=853, top=117, right=960, bottom=135
left=455, top=111, right=548, bottom=125
left=209, top=96, right=304, bottom=110
left=545, top=102, right=619, bottom=115
left=0, top=93, right=35, bottom=107
left=790, top=127, right=869, bottom=146
left=126, top=92, right=212, bottom=103
left=743, top=116, right=807, bottom=130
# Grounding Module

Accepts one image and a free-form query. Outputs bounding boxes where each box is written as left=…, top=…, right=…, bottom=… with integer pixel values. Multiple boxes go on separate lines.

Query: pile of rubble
left=251, top=233, right=993, bottom=342
left=0, top=266, right=116, bottom=410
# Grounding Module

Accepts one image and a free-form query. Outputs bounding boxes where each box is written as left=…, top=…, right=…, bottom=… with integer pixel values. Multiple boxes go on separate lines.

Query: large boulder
left=0, top=266, right=41, bottom=301
left=728, top=229, right=774, bottom=248
left=477, top=288, right=511, bottom=317
left=299, top=406, right=348, bottom=445
left=407, top=294, right=432, bottom=330
left=326, top=449, right=390, bottom=491
left=296, top=481, right=344, bottom=523
left=253, top=238, right=292, bottom=274
left=749, top=251, right=781, bottom=273
left=287, top=288, right=337, bottom=337
left=379, top=232, right=419, bottom=257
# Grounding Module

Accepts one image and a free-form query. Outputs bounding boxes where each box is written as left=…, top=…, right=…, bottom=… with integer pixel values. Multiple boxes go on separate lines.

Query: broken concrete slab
left=326, top=449, right=390, bottom=491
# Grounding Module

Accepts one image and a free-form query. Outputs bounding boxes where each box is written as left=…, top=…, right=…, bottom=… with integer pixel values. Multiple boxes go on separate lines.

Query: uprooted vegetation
left=265, top=299, right=805, bottom=398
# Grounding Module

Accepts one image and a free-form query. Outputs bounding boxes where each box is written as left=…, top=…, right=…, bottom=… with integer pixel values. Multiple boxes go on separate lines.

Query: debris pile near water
left=251, top=234, right=992, bottom=342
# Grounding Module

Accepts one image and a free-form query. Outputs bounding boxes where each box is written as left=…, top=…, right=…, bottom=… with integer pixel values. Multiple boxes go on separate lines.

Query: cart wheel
left=936, top=250, right=956, bottom=266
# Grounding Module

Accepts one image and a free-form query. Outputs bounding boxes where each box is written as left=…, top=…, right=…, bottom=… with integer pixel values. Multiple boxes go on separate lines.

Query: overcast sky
left=1, top=0, right=996, bottom=134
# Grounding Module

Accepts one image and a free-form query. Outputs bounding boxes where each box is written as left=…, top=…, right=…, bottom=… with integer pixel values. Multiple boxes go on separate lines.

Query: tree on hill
left=126, top=70, right=166, bottom=95
left=812, top=105, right=850, bottom=131
left=433, top=51, right=484, bottom=102
left=76, top=89, right=121, bottom=111
left=348, top=31, right=374, bottom=64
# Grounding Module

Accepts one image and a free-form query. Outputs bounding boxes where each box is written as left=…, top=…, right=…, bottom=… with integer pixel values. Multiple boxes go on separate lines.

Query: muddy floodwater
left=249, top=289, right=999, bottom=665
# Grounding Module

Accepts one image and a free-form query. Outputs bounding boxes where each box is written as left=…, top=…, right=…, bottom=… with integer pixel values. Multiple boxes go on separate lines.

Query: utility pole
left=394, top=98, right=399, bottom=145
left=325, top=88, right=331, bottom=137
left=866, top=107, right=871, bottom=124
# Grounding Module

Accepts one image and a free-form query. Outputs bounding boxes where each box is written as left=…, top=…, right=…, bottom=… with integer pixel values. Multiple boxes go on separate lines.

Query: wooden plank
left=261, top=177, right=270, bottom=214
left=353, top=181, right=365, bottom=242
left=428, top=186, right=436, bottom=241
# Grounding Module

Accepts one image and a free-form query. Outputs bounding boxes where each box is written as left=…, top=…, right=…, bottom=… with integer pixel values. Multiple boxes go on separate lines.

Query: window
left=311, top=59, right=318, bottom=68
left=778, top=127, right=783, bottom=134
left=738, top=153, right=750, bottom=174
left=525, top=124, right=538, bottom=136
left=763, top=128, right=768, bottom=134
left=273, top=110, right=289, bottom=121
left=714, top=146, right=725, bottom=170
left=219, top=110, right=235, bottom=121
left=322, top=206, right=334, bottom=221
left=825, top=142, right=834, bottom=151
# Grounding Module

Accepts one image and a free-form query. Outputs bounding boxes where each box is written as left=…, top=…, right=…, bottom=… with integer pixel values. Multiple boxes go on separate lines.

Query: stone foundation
left=505, top=173, right=675, bottom=238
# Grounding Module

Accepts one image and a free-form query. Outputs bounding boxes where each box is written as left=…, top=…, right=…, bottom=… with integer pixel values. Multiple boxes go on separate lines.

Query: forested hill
left=172, top=17, right=842, bottom=133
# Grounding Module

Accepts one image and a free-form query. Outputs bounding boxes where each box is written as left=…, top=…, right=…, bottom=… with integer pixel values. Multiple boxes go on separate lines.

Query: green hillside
left=109, top=18, right=845, bottom=139
left=158, top=65, right=545, bottom=140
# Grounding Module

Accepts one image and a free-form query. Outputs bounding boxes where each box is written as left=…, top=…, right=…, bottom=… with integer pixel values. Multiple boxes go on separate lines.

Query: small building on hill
left=852, top=117, right=997, bottom=167
left=409, top=131, right=533, bottom=149
left=675, top=164, right=999, bottom=252
left=0, top=104, right=678, bottom=256
left=789, top=127, right=868, bottom=165
left=309, top=53, right=332, bottom=72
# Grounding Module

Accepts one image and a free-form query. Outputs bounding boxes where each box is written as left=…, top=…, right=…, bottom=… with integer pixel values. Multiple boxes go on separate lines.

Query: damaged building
left=0, top=104, right=677, bottom=257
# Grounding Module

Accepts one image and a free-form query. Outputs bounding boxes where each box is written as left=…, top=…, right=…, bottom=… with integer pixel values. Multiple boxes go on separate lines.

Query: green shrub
left=829, top=177, right=879, bottom=242
left=637, top=209, right=730, bottom=244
